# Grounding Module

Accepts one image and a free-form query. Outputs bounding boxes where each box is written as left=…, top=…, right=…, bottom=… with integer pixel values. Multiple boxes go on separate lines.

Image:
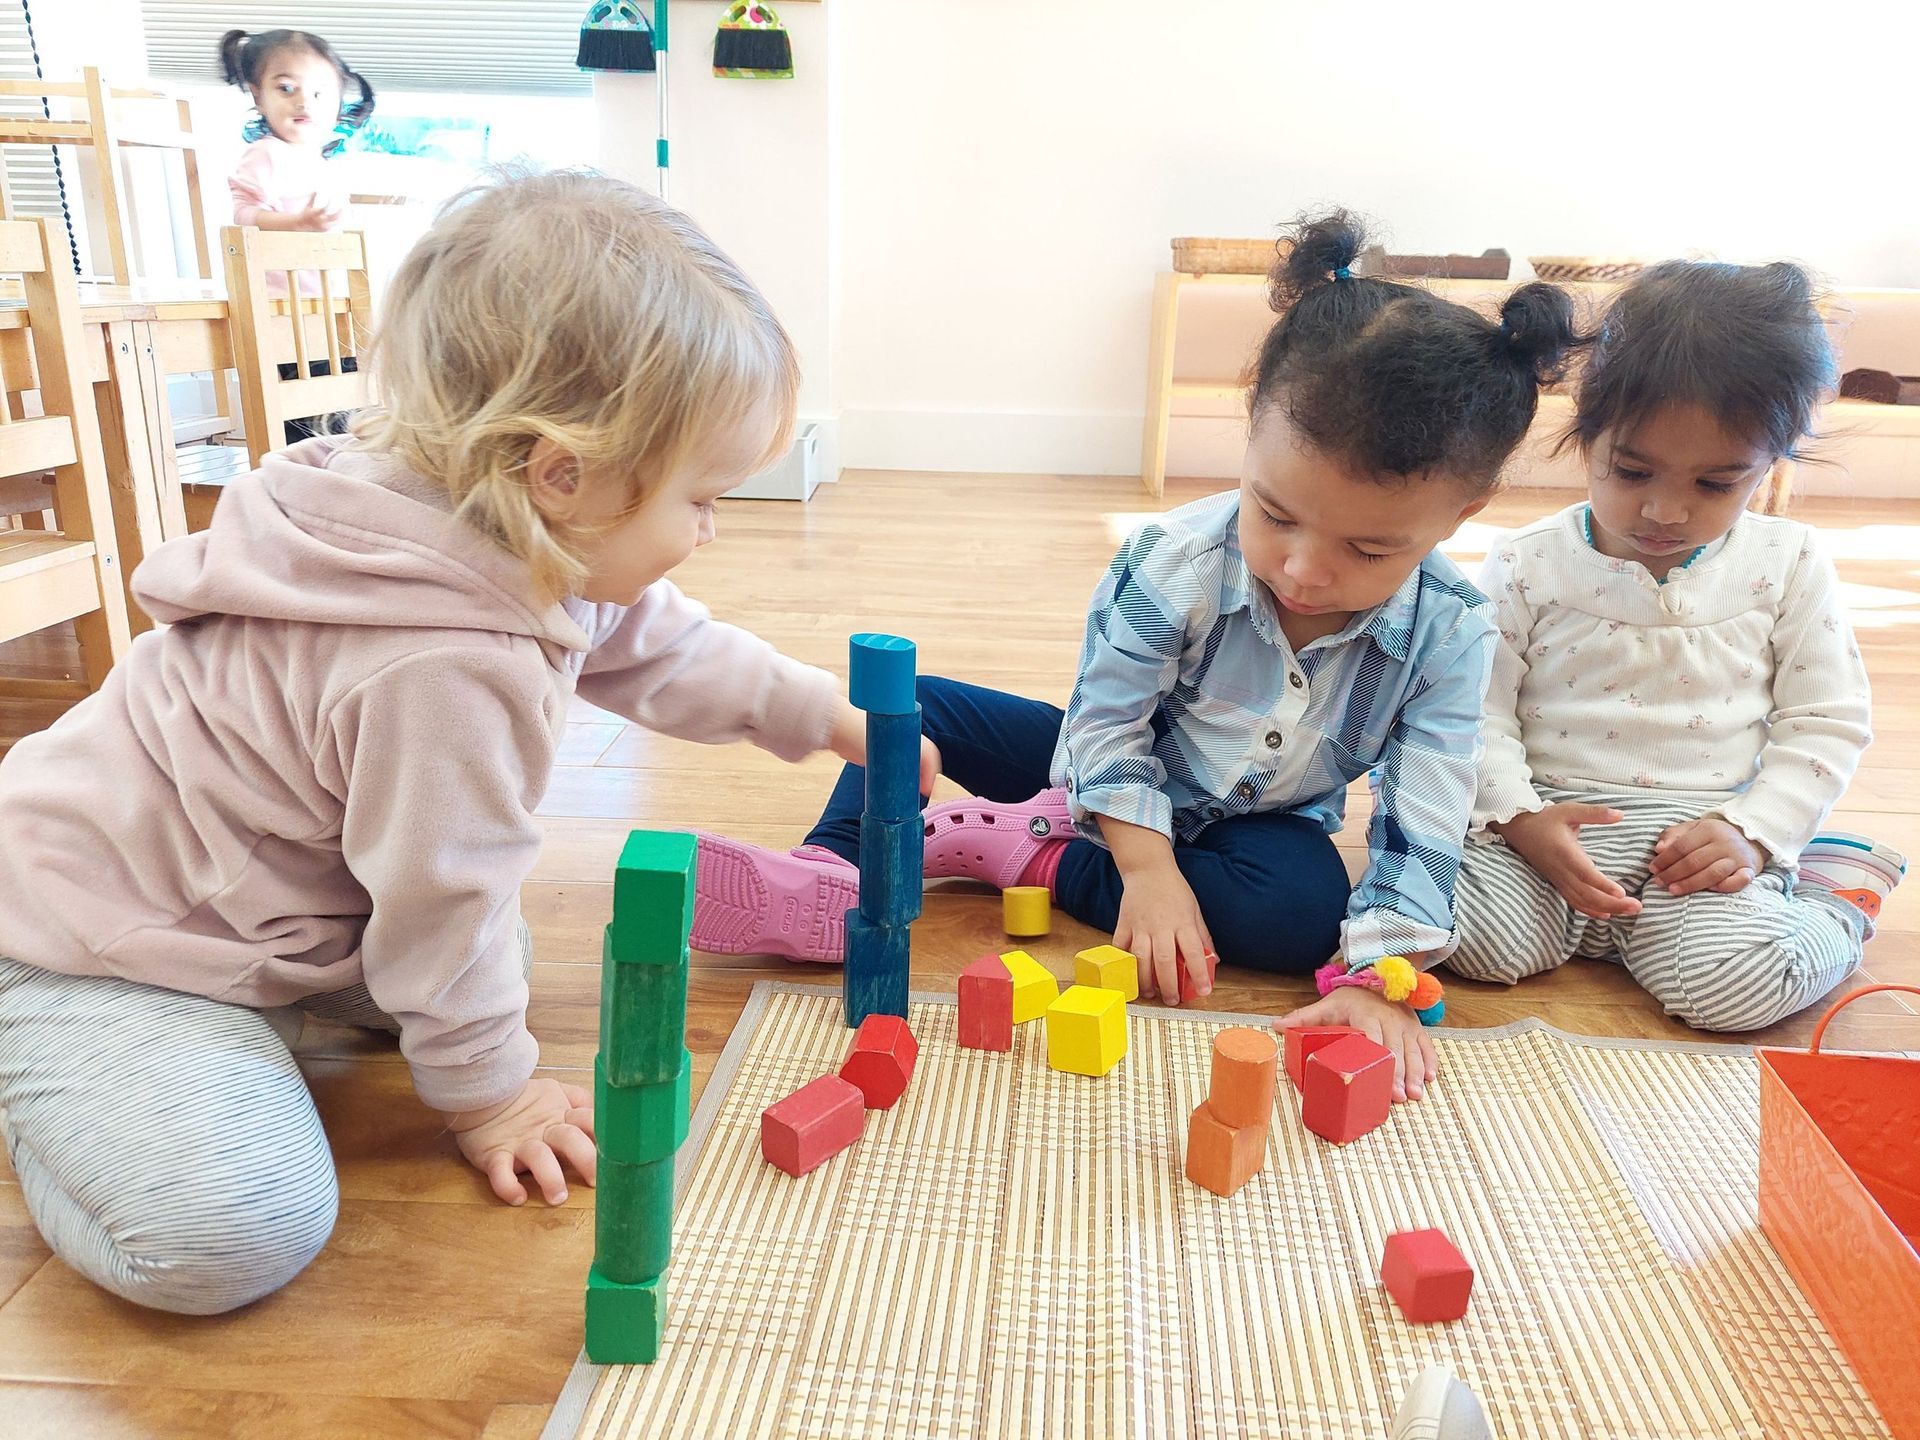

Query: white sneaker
left=1797, top=832, right=1907, bottom=923
left=1390, top=1365, right=1493, bottom=1440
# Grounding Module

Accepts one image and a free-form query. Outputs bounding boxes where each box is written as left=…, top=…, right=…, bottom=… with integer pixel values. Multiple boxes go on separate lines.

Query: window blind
left=0, top=0, right=81, bottom=273
left=141, top=1, right=594, bottom=97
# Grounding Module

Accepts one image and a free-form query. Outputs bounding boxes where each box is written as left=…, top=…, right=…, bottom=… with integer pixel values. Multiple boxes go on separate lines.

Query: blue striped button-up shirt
left=1050, top=491, right=1497, bottom=963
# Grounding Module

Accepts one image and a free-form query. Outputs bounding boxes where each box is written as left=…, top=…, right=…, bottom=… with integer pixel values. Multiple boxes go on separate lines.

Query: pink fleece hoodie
left=0, top=439, right=841, bottom=1112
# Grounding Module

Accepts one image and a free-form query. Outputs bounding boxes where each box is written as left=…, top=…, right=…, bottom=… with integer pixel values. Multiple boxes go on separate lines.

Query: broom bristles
left=712, top=27, right=792, bottom=74
left=578, top=26, right=657, bottom=71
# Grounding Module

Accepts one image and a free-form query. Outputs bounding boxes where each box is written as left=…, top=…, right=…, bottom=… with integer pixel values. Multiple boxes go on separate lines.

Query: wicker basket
left=1170, top=237, right=1283, bottom=276
left=1528, top=255, right=1645, bottom=283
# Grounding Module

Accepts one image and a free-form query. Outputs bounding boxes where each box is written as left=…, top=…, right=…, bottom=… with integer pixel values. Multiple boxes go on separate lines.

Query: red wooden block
left=1284, top=1024, right=1362, bottom=1088
left=1301, top=1033, right=1394, bottom=1144
left=761, top=1074, right=865, bottom=1176
left=839, top=1013, right=919, bottom=1108
left=958, top=953, right=1013, bottom=1051
left=1381, top=1227, right=1474, bottom=1322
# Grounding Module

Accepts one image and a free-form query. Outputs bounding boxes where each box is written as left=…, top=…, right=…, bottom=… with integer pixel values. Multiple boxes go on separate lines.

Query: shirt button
left=1264, top=730, right=1282, bottom=749
left=1208, top=805, right=1225, bottom=819
left=1289, top=672, right=1304, bottom=690
left=1235, top=780, right=1257, bottom=800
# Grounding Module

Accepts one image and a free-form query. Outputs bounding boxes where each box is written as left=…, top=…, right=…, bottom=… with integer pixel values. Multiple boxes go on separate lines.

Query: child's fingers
left=1659, top=845, right=1729, bottom=890
left=520, top=1143, right=571, bottom=1206
left=1416, top=1026, right=1439, bottom=1086
left=1177, top=927, right=1212, bottom=998
left=1667, top=854, right=1743, bottom=896
left=1397, top=1028, right=1425, bottom=1102
left=550, top=1124, right=598, bottom=1185
left=1562, top=804, right=1626, bottom=829
left=1711, top=866, right=1755, bottom=894
left=1151, top=937, right=1184, bottom=1007
left=485, top=1151, right=528, bottom=1207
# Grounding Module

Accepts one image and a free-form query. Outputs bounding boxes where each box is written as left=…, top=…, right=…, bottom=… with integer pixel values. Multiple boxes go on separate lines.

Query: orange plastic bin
left=1758, top=985, right=1920, bottom=1437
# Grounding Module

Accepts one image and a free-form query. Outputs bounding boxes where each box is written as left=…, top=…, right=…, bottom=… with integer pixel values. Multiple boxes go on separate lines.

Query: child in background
left=0, top=171, right=928, bottom=1316
left=1444, top=260, right=1905, bottom=1029
left=222, top=28, right=373, bottom=237
left=695, top=213, right=1581, bottom=1099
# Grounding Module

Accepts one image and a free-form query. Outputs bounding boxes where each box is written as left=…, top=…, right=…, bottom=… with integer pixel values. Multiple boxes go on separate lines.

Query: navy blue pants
left=804, top=675, right=1349, bottom=974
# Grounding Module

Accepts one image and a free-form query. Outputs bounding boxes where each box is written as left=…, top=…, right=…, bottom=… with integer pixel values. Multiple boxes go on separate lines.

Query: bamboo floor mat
left=543, top=983, right=1891, bottom=1440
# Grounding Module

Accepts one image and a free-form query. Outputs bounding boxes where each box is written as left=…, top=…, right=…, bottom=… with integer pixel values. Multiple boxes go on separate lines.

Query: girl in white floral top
left=1444, top=259, right=1904, bottom=1032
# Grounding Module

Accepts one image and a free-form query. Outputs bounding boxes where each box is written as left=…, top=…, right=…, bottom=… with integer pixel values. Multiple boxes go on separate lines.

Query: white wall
left=595, top=3, right=840, bottom=480
left=833, top=0, right=1920, bottom=476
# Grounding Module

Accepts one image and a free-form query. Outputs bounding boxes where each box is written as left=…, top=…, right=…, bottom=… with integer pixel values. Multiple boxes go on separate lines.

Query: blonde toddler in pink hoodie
left=0, top=170, right=925, bottom=1315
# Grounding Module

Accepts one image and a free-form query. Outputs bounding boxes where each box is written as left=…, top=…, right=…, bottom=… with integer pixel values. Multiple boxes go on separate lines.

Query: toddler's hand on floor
left=1651, top=817, right=1766, bottom=896
left=1275, top=988, right=1436, bottom=1102
left=446, top=1077, right=596, bottom=1207
left=828, top=699, right=942, bottom=795
left=1114, top=860, right=1215, bottom=1005
left=1494, top=804, right=1643, bottom=920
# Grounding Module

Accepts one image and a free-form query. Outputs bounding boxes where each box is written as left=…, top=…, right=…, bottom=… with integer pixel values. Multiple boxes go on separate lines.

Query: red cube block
left=761, top=1074, right=865, bottom=1177
left=1283, top=1024, right=1362, bottom=1088
left=1301, top=1033, right=1394, bottom=1144
left=1381, top=1227, right=1474, bottom=1322
left=957, top=953, right=1013, bottom=1050
left=839, top=1013, right=919, bottom=1109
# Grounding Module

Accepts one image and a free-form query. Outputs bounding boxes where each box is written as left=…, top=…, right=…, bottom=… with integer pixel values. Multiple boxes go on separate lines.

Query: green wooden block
left=594, top=1153, right=674, bottom=1282
left=600, top=933, right=688, bottom=1085
left=584, top=1265, right=664, bottom=1364
left=610, top=829, right=696, bottom=966
left=596, top=1051, right=691, bottom=1163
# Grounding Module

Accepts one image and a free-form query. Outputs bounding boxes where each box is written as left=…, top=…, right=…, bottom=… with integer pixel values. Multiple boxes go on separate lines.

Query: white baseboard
left=840, top=408, right=1139, bottom=476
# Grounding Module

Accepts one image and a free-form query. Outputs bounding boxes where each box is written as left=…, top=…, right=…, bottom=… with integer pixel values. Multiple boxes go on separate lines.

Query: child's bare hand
left=1115, top=861, right=1215, bottom=1004
left=829, top=699, right=941, bottom=795
left=1494, top=804, right=1642, bottom=920
left=1651, top=817, right=1767, bottom=896
left=1275, top=986, right=1436, bottom=1102
left=294, top=198, right=345, bottom=231
left=446, top=1077, right=596, bottom=1207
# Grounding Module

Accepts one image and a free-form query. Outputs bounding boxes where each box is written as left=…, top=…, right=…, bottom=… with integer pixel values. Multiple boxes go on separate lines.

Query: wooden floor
left=0, top=475, right=1916, bottom=1439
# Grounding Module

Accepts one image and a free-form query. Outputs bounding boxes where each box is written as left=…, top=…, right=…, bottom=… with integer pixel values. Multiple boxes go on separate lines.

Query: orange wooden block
left=1183, top=1100, right=1269, bottom=1197
left=1208, top=1026, right=1278, bottom=1129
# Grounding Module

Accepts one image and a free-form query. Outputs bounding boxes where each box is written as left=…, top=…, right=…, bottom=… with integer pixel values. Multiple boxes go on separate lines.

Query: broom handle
left=655, top=0, right=670, bottom=198
left=1808, top=983, right=1920, bottom=1053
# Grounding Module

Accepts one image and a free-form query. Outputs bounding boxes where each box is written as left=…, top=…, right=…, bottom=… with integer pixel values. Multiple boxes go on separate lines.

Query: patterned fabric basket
left=1758, top=985, right=1920, bottom=1436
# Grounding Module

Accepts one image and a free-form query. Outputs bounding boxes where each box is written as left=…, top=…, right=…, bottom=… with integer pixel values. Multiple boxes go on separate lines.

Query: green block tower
left=585, top=828, right=696, bottom=1365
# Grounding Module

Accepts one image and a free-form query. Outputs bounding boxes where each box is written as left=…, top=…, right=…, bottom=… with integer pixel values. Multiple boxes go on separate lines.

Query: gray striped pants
left=1445, top=788, right=1866, bottom=1033
left=0, top=924, right=530, bottom=1315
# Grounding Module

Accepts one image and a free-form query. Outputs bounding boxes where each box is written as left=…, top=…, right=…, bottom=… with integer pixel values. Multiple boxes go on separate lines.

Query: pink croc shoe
left=692, top=836, right=858, bottom=963
left=922, top=786, right=1075, bottom=889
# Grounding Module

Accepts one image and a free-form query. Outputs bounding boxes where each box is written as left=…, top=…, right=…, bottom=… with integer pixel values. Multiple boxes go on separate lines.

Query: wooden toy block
left=1002, top=949, right=1060, bottom=1023
left=1208, top=1026, right=1279, bottom=1129
left=858, top=815, right=924, bottom=928
left=608, top=829, right=696, bottom=966
left=1184, top=1100, right=1269, bottom=1197
left=1002, top=886, right=1051, bottom=938
left=862, top=709, right=924, bottom=823
left=1044, top=984, right=1128, bottom=1077
left=596, top=1050, right=692, bottom=1164
left=1284, top=1024, right=1363, bottom=1088
left=957, top=953, right=1014, bottom=1050
left=594, top=1153, right=675, bottom=1283
left=1381, top=1227, right=1475, bottom=1322
left=598, top=937, right=688, bottom=1085
left=840, top=1013, right=919, bottom=1108
left=1177, top=950, right=1219, bottom=1003
left=1302, top=1033, right=1395, bottom=1144
left=849, top=632, right=917, bottom=715
left=1074, top=943, right=1139, bottom=1001
left=585, top=1265, right=665, bottom=1365
left=761, top=1073, right=866, bottom=1176
left=843, top=910, right=912, bottom=1027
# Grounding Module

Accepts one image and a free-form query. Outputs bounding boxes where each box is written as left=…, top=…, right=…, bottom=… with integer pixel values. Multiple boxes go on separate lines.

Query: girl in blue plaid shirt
left=695, top=214, right=1579, bottom=1098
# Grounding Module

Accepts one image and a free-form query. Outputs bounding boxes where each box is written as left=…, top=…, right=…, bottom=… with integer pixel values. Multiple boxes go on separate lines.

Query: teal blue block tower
left=844, top=633, right=922, bottom=1026
left=586, top=828, right=695, bottom=1365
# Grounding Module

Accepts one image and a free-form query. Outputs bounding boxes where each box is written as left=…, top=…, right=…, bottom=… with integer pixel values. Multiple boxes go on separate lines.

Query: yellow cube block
left=1001, top=949, right=1060, bottom=1024
left=1074, top=943, right=1139, bottom=1001
left=1045, top=984, right=1128, bottom=1077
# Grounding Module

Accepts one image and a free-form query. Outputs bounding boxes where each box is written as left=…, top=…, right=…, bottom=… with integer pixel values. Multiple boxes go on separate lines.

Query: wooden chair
left=222, top=225, right=373, bottom=470
left=0, top=67, right=211, bottom=285
left=0, top=217, right=132, bottom=694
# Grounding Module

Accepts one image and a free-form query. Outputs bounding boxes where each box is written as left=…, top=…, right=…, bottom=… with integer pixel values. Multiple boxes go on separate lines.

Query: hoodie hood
left=134, top=438, right=590, bottom=654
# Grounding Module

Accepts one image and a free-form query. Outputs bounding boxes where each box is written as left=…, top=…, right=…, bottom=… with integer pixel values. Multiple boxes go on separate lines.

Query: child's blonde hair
left=353, top=168, right=799, bottom=600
